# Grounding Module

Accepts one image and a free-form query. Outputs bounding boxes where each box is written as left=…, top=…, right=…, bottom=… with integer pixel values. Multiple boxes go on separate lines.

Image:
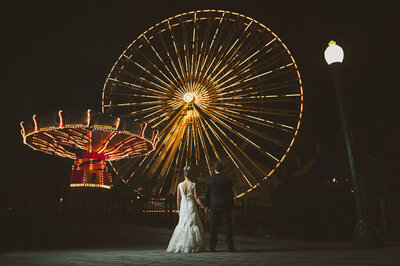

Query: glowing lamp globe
left=324, top=40, right=344, bottom=65
left=183, top=92, right=194, bottom=103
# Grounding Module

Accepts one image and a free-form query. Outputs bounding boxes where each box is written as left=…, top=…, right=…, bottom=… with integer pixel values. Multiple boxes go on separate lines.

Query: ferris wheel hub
left=183, top=92, right=195, bottom=103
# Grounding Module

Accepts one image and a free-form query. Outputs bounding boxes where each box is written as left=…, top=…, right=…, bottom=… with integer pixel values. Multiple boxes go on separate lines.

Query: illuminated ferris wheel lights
left=183, top=92, right=195, bottom=103
left=102, top=10, right=304, bottom=198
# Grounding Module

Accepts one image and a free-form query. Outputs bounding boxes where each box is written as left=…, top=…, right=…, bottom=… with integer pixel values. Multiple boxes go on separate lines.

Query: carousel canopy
left=20, top=109, right=158, bottom=161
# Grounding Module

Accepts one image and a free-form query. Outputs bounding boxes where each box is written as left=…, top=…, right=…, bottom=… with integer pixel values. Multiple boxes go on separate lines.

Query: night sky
left=1, top=1, right=397, bottom=205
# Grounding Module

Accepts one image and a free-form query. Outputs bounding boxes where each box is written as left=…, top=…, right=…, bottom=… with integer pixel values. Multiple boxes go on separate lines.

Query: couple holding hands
left=166, top=161, right=236, bottom=253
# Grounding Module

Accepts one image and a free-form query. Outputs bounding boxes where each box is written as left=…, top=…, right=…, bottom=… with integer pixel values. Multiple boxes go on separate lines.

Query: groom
left=204, top=161, right=236, bottom=252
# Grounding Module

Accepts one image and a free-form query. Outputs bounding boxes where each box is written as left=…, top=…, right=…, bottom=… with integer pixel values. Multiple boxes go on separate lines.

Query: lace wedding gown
left=166, top=182, right=205, bottom=253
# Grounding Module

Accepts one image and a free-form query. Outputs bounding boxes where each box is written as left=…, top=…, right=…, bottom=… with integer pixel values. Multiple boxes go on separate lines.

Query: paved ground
left=1, top=223, right=399, bottom=265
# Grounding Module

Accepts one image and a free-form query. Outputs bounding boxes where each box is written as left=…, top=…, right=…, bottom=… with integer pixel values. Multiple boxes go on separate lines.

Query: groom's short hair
left=214, top=161, right=222, bottom=172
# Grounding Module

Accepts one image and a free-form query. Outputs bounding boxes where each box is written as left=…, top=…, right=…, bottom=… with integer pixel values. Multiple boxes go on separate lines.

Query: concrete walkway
left=1, top=222, right=399, bottom=265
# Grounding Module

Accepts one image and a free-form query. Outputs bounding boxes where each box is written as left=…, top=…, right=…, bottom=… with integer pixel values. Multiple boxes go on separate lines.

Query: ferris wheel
left=102, top=10, right=303, bottom=198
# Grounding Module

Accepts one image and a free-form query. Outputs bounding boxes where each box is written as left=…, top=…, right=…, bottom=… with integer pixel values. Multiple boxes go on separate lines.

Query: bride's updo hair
left=183, top=165, right=192, bottom=179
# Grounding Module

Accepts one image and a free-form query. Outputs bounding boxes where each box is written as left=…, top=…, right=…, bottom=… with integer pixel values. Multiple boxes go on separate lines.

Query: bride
left=166, top=166, right=206, bottom=253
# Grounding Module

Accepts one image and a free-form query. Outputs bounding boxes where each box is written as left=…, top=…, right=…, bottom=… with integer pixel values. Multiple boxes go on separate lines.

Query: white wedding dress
left=166, top=182, right=205, bottom=253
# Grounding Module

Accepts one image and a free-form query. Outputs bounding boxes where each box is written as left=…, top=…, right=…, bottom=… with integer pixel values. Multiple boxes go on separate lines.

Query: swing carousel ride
left=20, top=110, right=158, bottom=189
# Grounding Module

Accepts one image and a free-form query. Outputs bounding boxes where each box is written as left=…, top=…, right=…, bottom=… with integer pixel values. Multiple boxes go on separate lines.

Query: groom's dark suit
left=204, top=172, right=235, bottom=251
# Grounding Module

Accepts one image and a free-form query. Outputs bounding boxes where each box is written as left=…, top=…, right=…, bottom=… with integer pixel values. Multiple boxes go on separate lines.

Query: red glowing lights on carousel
left=20, top=109, right=158, bottom=189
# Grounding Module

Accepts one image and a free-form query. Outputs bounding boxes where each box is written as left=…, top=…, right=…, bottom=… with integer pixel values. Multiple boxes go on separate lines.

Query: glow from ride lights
left=20, top=122, right=26, bottom=138
left=86, top=109, right=91, bottom=127
left=183, top=92, right=194, bottom=103
left=116, top=118, right=121, bottom=129
left=33, top=115, right=38, bottom=132
left=140, top=122, right=147, bottom=138
left=70, top=183, right=111, bottom=189
left=20, top=110, right=158, bottom=190
left=58, top=110, right=64, bottom=128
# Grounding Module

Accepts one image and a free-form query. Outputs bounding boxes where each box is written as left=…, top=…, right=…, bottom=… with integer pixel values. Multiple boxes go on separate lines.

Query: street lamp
left=324, top=40, right=344, bottom=64
left=324, top=40, right=382, bottom=248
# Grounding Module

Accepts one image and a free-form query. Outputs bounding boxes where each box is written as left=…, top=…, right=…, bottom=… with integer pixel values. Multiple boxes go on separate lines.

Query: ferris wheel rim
left=101, top=9, right=304, bottom=198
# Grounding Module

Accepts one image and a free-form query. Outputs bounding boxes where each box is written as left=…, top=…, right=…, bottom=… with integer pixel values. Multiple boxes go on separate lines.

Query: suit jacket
left=204, top=173, right=234, bottom=210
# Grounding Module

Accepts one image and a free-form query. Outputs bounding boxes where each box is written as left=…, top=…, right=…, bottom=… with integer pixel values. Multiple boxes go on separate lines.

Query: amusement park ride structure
left=20, top=109, right=158, bottom=189
left=102, top=10, right=304, bottom=198
left=21, top=10, right=303, bottom=198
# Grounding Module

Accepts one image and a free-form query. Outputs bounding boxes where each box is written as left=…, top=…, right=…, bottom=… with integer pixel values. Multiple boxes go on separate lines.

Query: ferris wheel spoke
left=168, top=137, right=187, bottom=194
left=196, top=13, right=227, bottom=85
left=121, top=49, right=173, bottom=91
left=116, top=157, right=141, bottom=184
left=190, top=13, right=198, bottom=82
left=181, top=22, right=193, bottom=85
left=215, top=62, right=296, bottom=94
left=219, top=78, right=301, bottom=98
left=193, top=114, right=213, bottom=176
left=103, top=100, right=161, bottom=108
left=134, top=36, right=180, bottom=88
left=223, top=40, right=282, bottom=81
left=203, top=106, right=289, bottom=151
left=146, top=135, right=175, bottom=177
left=129, top=59, right=173, bottom=90
left=195, top=110, right=222, bottom=162
left=192, top=120, right=201, bottom=165
left=103, top=90, right=160, bottom=99
left=143, top=32, right=186, bottom=92
left=207, top=25, right=270, bottom=86
left=209, top=117, right=270, bottom=179
left=157, top=127, right=188, bottom=195
left=193, top=18, right=212, bottom=82
left=156, top=106, right=186, bottom=136
left=243, top=62, right=295, bottom=83
left=189, top=119, right=200, bottom=166
left=187, top=124, right=194, bottom=165
left=217, top=94, right=302, bottom=105
left=198, top=113, right=258, bottom=186
left=205, top=110, right=279, bottom=167
left=112, top=159, right=146, bottom=193
left=219, top=105, right=300, bottom=118
left=167, top=20, right=189, bottom=84
left=141, top=138, right=168, bottom=173
left=204, top=107, right=290, bottom=148
left=145, top=110, right=170, bottom=126
left=218, top=92, right=302, bottom=103
left=128, top=156, right=147, bottom=176
left=153, top=118, right=187, bottom=179
left=156, top=27, right=187, bottom=92
left=213, top=105, right=295, bottom=133
left=215, top=51, right=292, bottom=91
left=204, top=16, right=255, bottom=79
left=118, top=67, right=170, bottom=94
left=213, top=46, right=288, bottom=90
left=105, top=77, right=167, bottom=98
left=119, top=106, right=159, bottom=119
left=196, top=12, right=229, bottom=84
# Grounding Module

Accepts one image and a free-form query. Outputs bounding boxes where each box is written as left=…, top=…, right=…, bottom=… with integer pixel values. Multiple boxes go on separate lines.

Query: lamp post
left=324, top=41, right=382, bottom=248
